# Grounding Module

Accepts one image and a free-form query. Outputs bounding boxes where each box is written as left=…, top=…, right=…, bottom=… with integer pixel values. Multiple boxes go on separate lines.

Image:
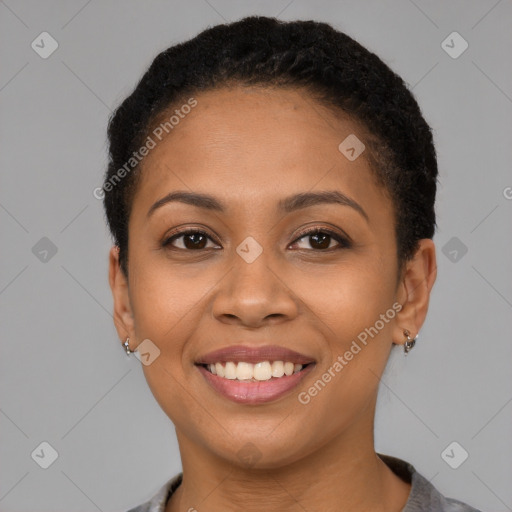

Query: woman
left=102, top=16, right=481, bottom=512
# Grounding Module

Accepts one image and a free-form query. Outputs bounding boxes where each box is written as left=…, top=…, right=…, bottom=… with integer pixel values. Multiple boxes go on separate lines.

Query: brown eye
left=163, top=230, right=220, bottom=251
left=290, top=228, right=350, bottom=251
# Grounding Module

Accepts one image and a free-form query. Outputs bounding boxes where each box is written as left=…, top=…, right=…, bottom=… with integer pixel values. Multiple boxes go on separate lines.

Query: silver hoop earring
left=123, top=337, right=132, bottom=356
left=403, top=329, right=418, bottom=355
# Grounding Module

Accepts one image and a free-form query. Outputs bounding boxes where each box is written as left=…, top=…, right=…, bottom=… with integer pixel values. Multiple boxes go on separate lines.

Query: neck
left=166, top=413, right=410, bottom=512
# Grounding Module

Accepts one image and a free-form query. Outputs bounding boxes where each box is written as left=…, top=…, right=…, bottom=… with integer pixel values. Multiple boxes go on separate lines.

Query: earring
left=123, top=337, right=132, bottom=356
left=403, top=329, right=418, bottom=355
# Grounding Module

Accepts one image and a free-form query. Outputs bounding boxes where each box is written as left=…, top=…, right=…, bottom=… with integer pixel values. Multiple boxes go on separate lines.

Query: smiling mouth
left=197, top=360, right=314, bottom=382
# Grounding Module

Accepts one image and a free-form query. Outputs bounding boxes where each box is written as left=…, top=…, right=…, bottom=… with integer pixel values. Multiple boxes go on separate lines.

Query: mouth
left=197, top=360, right=313, bottom=381
left=194, top=345, right=316, bottom=404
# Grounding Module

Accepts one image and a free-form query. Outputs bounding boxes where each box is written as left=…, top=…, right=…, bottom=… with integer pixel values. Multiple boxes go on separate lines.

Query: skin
left=109, top=86, right=437, bottom=512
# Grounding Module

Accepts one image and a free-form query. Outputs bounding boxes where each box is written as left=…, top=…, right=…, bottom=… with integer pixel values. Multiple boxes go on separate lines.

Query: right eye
left=162, top=229, right=221, bottom=251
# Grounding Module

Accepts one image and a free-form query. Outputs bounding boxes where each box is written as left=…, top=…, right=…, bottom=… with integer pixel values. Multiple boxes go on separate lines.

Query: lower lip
left=196, top=364, right=315, bottom=404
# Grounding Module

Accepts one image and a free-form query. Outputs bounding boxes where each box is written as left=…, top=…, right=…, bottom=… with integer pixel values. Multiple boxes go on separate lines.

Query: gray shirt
left=126, top=454, right=482, bottom=512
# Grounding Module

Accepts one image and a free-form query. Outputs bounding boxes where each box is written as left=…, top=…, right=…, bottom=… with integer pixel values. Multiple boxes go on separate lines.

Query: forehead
left=131, top=86, right=390, bottom=221
left=151, top=86, right=364, bottom=158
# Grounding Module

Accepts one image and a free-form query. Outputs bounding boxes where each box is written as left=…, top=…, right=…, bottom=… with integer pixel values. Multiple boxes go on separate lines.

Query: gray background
left=1, top=0, right=511, bottom=511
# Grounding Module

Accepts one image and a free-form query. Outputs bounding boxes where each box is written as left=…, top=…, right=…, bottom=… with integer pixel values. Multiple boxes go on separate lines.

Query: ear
left=108, top=246, right=136, bottom=348
left=392, top=239, right=437, bottom=347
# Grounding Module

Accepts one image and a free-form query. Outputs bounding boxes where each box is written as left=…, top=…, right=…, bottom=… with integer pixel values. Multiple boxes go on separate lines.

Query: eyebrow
left=147, top=190, right=369, bottom=222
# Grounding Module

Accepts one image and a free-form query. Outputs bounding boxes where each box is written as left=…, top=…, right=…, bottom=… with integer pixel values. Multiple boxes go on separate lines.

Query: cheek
left=290, top=252, right=397, bottom=400
left=291, top=252, right=397, bottom=340
left=293, top=278, right=395, bottom=436
left=128, top=262, right=216, bottom=426
left=126, top=259, right=216, bottom=391
left=307, top=257, right=397, bottom=401
left=129, top=257, right=217, bottom=341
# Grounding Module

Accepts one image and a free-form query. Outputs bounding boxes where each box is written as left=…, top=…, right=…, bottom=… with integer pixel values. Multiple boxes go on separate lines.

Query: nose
left=211, top=251, right=299, bottom=328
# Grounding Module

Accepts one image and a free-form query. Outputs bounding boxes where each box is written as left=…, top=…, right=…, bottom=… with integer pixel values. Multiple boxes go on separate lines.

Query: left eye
left=290, top=229, right=350, bottom=251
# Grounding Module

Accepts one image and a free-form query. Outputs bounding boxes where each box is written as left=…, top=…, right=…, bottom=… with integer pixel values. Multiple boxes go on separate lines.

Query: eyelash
left=162, top=227, right=351, bottom=252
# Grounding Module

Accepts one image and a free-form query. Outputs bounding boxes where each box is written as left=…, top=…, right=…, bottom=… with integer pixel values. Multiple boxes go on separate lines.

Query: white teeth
left=254, top=361, right=272, bottom=381
left=284, top=362, right=294, bottom=376
left=224, top=361, right=237, bottom=379
left=215, top=362, right=225, bottom=377
left=204, top=360, right=305, bottom=381
left=271, top=361, right=284, bottom=377
left=236, top=362, right=254, bottom=380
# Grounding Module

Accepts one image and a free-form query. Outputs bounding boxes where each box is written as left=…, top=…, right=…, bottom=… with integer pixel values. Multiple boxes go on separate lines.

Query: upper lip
left=195, top=345, right=316, bottom=365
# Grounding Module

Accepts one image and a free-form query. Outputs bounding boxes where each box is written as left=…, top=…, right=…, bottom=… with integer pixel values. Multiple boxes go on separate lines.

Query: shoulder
left=125, top=473, right=182, bottom=512
left=378, top=453, right=482, bottom=512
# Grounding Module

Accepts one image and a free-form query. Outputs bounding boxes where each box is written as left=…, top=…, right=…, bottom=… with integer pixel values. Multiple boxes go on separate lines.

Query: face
left=109, top=86, right=435, bottom=468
